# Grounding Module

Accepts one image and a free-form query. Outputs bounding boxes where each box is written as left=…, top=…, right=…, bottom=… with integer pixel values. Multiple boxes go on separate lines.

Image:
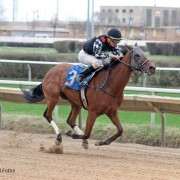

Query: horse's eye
left=134, top=54, right=140, bottom=61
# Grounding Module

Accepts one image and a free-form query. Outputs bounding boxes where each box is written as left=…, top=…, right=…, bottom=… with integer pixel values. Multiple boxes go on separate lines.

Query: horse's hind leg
left=95, top=111, right=123, bottom=146
left=43, top=99, right=62, bottom=145
left=66, top=103, right=84, bottom=136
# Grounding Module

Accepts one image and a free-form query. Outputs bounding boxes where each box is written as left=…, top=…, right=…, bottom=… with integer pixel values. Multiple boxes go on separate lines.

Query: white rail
left=0, top=80, right=40, bottom=86
left=0, top=59, right=180, bottom=94
left=0, top=80, right=180, bottom=94
left=0, top=59, right=179, bottom=71
left=126, top=86, right=180, bottom=94
left=0, top=59, right=75, bottom=65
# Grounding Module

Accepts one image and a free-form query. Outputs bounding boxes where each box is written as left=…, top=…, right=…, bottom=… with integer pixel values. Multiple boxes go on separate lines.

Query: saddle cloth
left=65, top=64, right=96, bottom=91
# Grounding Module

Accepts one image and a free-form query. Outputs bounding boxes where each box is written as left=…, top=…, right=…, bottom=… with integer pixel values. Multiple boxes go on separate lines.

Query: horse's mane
left=119, top=45, right=132, bottom=55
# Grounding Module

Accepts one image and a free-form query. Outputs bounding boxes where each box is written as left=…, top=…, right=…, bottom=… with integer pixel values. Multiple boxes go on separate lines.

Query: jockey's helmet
left=107, top=28, right=122, bottom=41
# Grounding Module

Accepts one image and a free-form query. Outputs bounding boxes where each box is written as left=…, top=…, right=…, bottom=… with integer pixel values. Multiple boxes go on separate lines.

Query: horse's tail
left=21, top=83, right=44, bottom=103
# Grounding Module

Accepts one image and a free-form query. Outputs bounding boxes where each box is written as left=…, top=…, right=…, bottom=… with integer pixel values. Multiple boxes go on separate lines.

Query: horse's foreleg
left=66, top=104, right=84, bottom=136
left=71, top=111, right=97, bottom=149
left=95, top=111, right=123, bottom=146
left=83, top=111, right=97, bottom=139
left=43, top=100, right=62, bottom=145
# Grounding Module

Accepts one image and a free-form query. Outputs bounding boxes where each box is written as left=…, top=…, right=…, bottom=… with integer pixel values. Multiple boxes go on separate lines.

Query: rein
left=118, top=50, right=149, bottom=72
left=94, top=60, right=133, bottom=98
left=96, top=67, right=116, bottom=98
left=87, top=54, right=133, bottom=98
left=89, top=49, right=150, bottom=98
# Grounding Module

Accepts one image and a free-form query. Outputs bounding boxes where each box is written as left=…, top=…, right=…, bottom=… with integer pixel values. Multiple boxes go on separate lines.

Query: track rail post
left=160, top=113, right=166, bottom=147
left=147, top=102, right=166, bottom=147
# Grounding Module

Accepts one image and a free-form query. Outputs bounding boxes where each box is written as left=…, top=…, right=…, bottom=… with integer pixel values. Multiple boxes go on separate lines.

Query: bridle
left=93, top=47, right=150, bottom=98
left=117, top=49, right=150, bottom=72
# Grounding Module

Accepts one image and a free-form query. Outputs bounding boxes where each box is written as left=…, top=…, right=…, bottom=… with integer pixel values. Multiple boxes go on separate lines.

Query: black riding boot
left=79, top=66, right=95, bottom=81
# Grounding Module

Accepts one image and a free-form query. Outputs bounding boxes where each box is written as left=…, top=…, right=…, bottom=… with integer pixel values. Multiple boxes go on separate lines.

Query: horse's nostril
left=149, top=66, right=156, bottom=74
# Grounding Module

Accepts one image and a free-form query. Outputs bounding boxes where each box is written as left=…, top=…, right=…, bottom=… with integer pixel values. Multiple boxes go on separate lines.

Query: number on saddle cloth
left=65, top=64, right=95, bottom=90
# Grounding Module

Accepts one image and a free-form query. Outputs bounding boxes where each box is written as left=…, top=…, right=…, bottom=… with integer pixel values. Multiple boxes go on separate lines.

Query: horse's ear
left=134, top=42, right=138, bottom=47
left=124, top=44, right=132, bottom=51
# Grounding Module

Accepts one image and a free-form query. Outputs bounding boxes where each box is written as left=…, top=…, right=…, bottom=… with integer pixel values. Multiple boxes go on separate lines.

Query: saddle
left=65, top=64, right=103, bottom=90
left=65, top=64, right=104, bottom=108
left=65, top=62, right=118, bottom=109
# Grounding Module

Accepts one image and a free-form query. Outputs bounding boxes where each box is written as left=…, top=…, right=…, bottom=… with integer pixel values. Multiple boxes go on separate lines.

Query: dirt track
left=0, top=130, right=180, bottom=180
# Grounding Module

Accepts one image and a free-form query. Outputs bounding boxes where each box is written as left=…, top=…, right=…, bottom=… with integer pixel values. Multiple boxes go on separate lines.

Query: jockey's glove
left=109, top=53, right=124, bottom=61
left=102, top=58, right=111, bottom=65
left=92, top=61, right=103, bottom=69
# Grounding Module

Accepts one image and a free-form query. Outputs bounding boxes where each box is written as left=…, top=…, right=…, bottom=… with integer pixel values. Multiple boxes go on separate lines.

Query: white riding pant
left=78, top=49, right=103, bottom=67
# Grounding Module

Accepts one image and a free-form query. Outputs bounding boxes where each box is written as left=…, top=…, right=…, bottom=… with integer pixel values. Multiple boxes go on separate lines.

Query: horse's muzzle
left=149, top=65, right=156, bottom=75
left=145, top=61, right=156, bottom=75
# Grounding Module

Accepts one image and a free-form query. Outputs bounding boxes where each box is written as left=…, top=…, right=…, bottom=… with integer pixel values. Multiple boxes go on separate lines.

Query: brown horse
left=23, top=46, right=155, bottom=149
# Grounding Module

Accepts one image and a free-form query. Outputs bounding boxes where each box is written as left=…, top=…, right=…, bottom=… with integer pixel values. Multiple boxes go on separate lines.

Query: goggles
left=109, top=37, right=121, bottom=44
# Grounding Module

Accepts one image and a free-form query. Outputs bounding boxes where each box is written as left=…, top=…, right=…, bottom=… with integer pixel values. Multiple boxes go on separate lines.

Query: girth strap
left=80, top=87, right=88, bottom=109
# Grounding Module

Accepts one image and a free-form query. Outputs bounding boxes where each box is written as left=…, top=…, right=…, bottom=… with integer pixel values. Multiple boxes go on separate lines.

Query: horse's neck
left=109, top=53, right=132, bottom=97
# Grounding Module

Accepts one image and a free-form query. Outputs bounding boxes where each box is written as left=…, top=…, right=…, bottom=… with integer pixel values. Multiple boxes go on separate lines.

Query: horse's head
left=130, top=46, right=156, bottom=75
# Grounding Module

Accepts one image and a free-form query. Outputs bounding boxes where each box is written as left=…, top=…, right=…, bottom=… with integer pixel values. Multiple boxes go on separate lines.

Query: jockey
left=78, top=28, right=124, bottom=81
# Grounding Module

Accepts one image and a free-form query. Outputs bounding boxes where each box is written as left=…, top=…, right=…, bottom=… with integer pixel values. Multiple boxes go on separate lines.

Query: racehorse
left=23, top=46, right=155, bottom=149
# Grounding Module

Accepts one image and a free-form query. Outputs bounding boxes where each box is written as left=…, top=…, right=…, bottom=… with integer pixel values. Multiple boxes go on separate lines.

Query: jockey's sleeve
left=93, top=39, right=109, bottom=59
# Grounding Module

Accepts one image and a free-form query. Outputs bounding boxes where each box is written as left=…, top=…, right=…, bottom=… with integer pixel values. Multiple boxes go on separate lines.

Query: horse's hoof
left=65, top=130, right=73, bottom=137
left=82, top=140, right=88, bottom=149
left=55, top=139, right=61, bottom=146
left=95, top=141, right=107, bottom=146
left=95, top=141, right=102, bottom=146
left=72, top=134, right=83, bottom=139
